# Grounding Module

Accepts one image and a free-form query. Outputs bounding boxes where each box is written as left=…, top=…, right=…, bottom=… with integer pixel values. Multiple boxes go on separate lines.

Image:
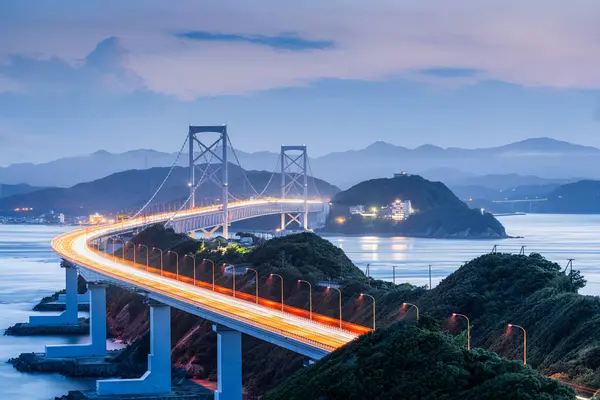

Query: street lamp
left=231, top=265, right=245, bottom=298
left=184, top=254, right=197, bottom=285
left=360, top=293, right=376, bottom=331
left=111, top=238, right=124, bottom=260
left=402, top=302, right=419, bottom=322
left=246, top=268, right=259, bottom=304
left=203, top=259, right=215, bottom=291
left=508, top=323, right=527, bottom=365
left=138, top=244, right=149, bottom=271
left=297, top=280, right=313, bottom=320
left=270, top=274, right=284, bottom=312
left=152, top=247, right=163, bottom=276
left=328, top=286, right=343, bottom=328
left=452, top=313, right=471, bottom=351
left=167, top=251, right=179, bottom=281
left=125, top=241, right=136, bottom=264
left=392, top=265, right=397, bottom=284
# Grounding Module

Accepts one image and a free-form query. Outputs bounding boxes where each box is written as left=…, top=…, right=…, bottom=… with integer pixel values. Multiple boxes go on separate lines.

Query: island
left=323, top=174, right=508, bottom=238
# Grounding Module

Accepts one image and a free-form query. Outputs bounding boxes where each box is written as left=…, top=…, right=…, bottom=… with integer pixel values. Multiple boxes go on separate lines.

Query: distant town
left=0, top=209, right=120, bottom=226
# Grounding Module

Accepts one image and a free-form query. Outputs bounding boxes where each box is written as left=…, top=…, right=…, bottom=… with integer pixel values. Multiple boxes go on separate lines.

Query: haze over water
left=0, top=214, right=599, bottom=398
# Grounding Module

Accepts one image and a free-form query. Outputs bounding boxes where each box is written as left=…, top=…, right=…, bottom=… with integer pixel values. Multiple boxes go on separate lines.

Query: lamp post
left=297, top=280, right=313, bottom=320
left=270, top=274, right=284, bottom=312
left=328, top=286, right=343, bottom=328
left=203, top=259, right=215, bottom=291
left=167, top=250, right=179, bottom=281
left=111, top=238, right=124, bottom=260
left=452, top=313, right=471, bottom=351
left=185, top=254, right=197, bottom=285
left=246, top=268, right=259, bottom=304
left=392, top=265, right=397, bottom=284
left=403, top=302, right=419, bottom=322
left=360, top=293, right=376, bottom=331
left=152, top=247, right=163, bottom=276
left=508, top=323, right=527, bottom=365
left=231, top=265, right=243, bottom=298
left=125, top=241, right=136, bottom=264
left=138, top=244, right=149, bottom=271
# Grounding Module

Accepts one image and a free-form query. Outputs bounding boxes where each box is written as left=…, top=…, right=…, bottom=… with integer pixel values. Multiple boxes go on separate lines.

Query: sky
left=1, top=0, right=600, bottom=166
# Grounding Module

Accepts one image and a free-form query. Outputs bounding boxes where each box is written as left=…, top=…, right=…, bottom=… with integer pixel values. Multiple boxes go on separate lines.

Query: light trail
left=52, top=199, right=362, bottom=353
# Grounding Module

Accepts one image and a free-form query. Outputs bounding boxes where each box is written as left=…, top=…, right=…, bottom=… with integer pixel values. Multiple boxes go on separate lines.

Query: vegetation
left=265, top=325, right=574, bottom=400
left=325, top=175, right=507, bottom=238
left=110, top=226, right=599, bottom=398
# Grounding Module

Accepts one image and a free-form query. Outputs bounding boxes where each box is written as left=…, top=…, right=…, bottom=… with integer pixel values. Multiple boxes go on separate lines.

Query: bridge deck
left=51, top=201, right=362, bottom=358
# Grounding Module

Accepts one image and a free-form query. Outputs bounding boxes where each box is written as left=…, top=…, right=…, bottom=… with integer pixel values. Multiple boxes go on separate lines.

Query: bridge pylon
left=188, top=125, right=229, bottom=238
left=280, top=145, right=308, bottom=230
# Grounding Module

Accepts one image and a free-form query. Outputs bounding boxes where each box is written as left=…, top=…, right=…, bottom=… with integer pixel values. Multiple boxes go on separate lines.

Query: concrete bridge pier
left=213, top=324, right=242, bottom=400
left=96, top=300, right=171, bottom=396
left=29, top=263, right=79, bottom=326
left=45, top=282, right=107, bottom=358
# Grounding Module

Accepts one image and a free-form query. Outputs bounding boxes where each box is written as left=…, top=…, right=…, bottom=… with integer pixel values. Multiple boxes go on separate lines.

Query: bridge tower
left=280, top=145, right=308, bottom=230
left=188, top=125, right=229, bottom=238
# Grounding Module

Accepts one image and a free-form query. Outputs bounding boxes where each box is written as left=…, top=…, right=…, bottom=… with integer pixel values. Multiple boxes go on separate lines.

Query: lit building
left=88, top=213, right=108, bottom=225
left=390, top=199, right=412, bottom=220
left=58, top=213, right=65, bottom=224
left=393, top=171, right=409, bottom=178
left=349, top=205, right=365, bottom=215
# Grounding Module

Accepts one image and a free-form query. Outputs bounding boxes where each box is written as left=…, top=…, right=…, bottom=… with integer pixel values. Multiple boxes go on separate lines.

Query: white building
left=58, top=213, right=65, bottom=224
left=349, top=205, right=365, bottom=215
left=390, top=200, right=412, bottom=220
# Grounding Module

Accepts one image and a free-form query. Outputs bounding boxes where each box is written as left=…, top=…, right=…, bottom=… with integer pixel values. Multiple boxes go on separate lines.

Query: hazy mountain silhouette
left=1, top=137, right=598, bottom=188
left=0, top=164, right=337, bottom=216
left=0, top=183, right=47, bottom=198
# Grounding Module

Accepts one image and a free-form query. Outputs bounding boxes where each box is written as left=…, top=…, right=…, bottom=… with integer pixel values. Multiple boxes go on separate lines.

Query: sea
left=0, top=214, right=599, bottom=398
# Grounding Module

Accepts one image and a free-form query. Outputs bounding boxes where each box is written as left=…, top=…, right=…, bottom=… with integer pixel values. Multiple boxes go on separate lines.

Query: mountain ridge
left=2, top=137, right=599, bottom=188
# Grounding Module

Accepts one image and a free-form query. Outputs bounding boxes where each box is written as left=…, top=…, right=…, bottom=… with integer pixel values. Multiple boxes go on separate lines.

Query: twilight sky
left=1, top=0, right=600, bottom=166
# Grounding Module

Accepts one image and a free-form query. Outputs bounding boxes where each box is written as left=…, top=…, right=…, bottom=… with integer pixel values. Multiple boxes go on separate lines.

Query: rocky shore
left=4, top=317, right=89, bottom=336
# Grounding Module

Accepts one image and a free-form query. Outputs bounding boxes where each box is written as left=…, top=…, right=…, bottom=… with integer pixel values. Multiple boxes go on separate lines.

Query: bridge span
left=34, top=198, right=364, bottom=400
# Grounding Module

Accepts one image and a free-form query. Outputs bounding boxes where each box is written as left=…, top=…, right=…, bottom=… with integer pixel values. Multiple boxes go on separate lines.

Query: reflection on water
left=325, top=214, right=600, bottom=295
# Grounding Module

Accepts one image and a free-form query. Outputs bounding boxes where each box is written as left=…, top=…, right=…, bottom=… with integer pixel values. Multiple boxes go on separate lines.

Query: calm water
left=325, top=214, right=600, bottom=295
left=0, top=225, right=122, bottom=399
left=0, top=215, right=599, bottom=398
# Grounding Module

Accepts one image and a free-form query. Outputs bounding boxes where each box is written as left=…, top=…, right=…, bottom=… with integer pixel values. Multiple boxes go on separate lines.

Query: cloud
left=2, top=0, right=600, bottom=99
left=177, top=31, right=334, bottom=51
left=0, top=37, right=143, bottom=95
left=417, top=68, right=482, bottom=79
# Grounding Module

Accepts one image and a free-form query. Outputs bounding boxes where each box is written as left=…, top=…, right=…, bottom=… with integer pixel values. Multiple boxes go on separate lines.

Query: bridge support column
left=45, top=283, right=107, bottom=358
left=97, top=300, right=171, bottom=396
left=29, top=263, right=79, bottom=326
left=213, top=324, right=242, bottom=400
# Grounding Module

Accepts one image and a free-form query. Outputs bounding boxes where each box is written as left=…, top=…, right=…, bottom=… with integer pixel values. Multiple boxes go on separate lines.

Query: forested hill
left=0, top=164, right=338, bottom=216
left=325, top=174, right=508, bottom=238
left=265, top=324, right=573, bottom=400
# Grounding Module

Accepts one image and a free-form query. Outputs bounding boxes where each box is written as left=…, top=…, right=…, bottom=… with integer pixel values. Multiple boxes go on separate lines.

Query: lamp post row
left=93, top=241, right=527, bottom=365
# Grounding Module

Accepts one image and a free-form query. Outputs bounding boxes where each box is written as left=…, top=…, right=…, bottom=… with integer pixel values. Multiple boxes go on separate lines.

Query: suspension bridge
left=30, top=125, right=363, bottom=400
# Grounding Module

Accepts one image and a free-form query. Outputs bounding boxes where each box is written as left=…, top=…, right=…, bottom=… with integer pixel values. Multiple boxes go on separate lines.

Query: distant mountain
left=3, top=137, right=599, bottom=188
left=324, top=175, right=507, bottom=238
left=311, top=137, right=600, bottom=187
left=0, top=148, right=278, bottom=187
left=457, top=174, right=575, bottom=191
left=0, top=183, right=46, bottom=198
left=537, top=180, right=600, bottom=214
left=0, top=164, right=338, bottom=216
